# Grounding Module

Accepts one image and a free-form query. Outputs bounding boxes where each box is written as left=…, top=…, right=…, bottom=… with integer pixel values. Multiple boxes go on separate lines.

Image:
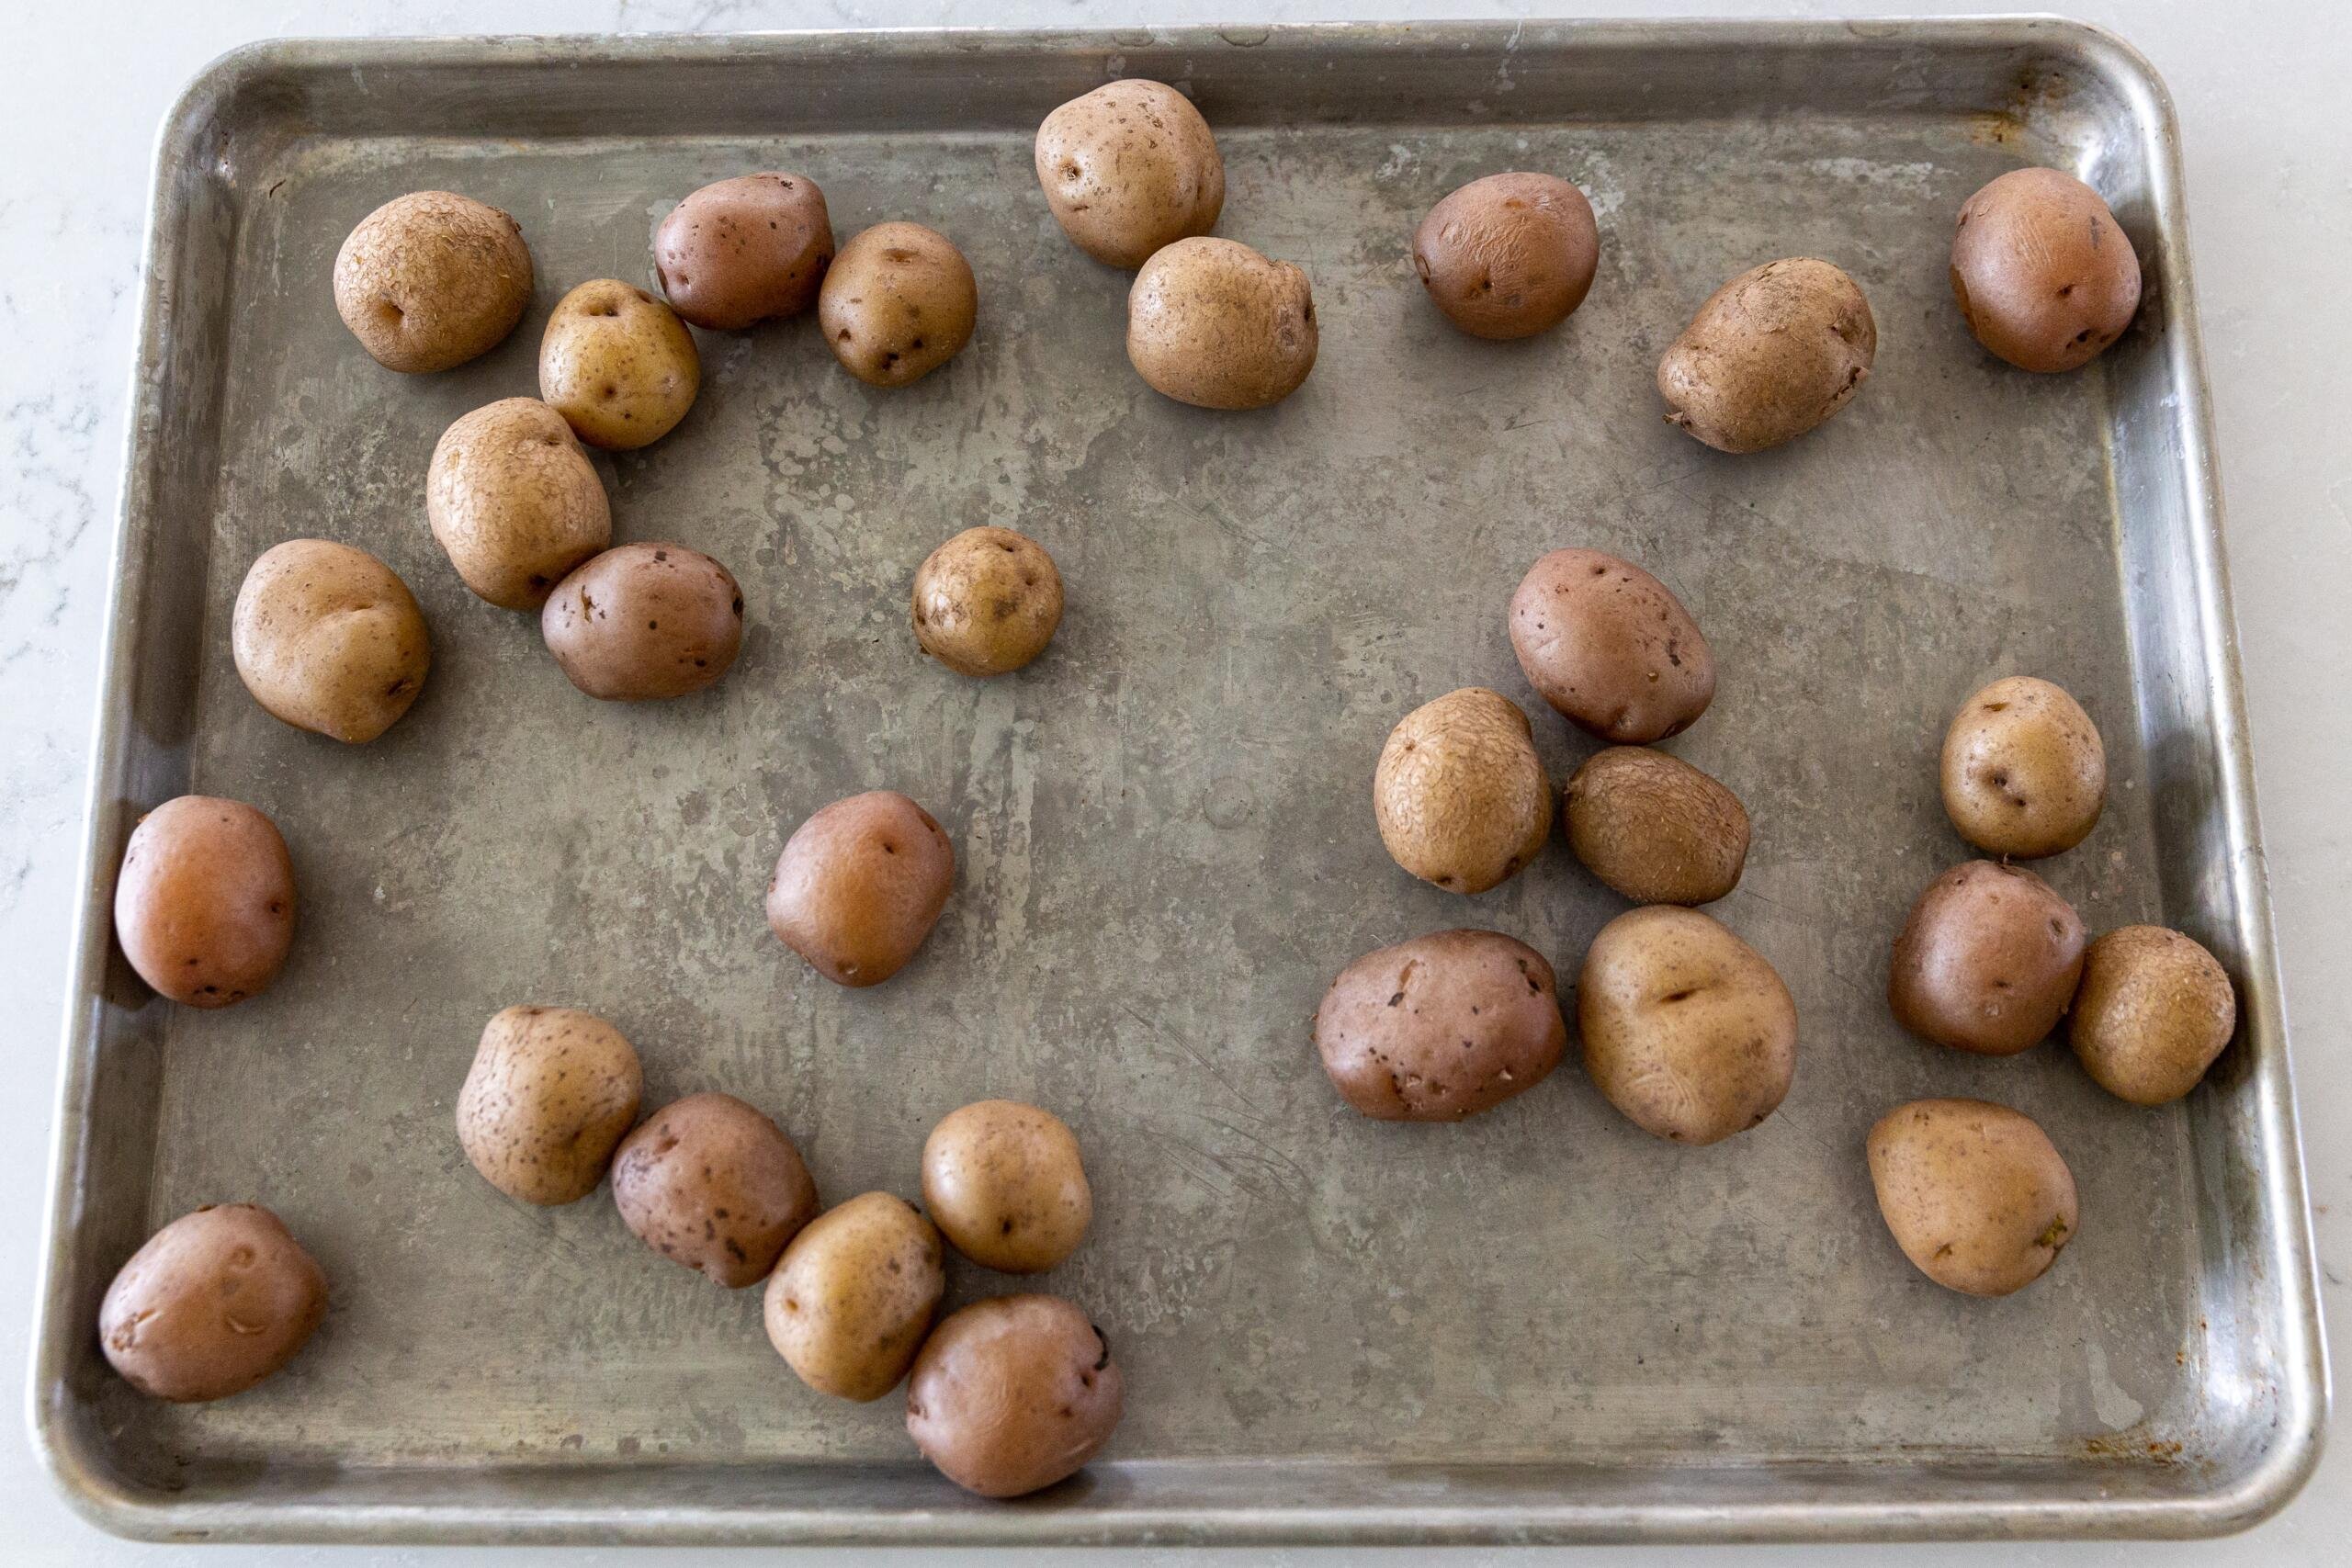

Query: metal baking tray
left=31, top=17, right=2325, bottom=1546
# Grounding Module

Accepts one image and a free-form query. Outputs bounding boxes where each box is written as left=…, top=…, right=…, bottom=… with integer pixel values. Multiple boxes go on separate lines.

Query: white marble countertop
left=3, top=1, right=2345, bottom=1562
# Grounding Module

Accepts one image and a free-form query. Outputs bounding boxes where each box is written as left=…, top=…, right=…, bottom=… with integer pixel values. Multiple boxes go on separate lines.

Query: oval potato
left=1939, top=675, right=2106, bottom=860
left=1412, top=171, right=1600, bottom=340
left=819, top=222, right=978, bottom=388
left=456, top=1006, right=642, bottom=1205
left=538, top=279, right=700, bottom=450
left=1373, top=687, right=1550, bottom=895
left=232, top=538, right=431, bottom=744
left=922, top=1100, right=1093, bottom=1272
left=1564, top=746, right=1748, bottom=905
left=766, top=790, right=956, bottom=987
left=1867, top=1098, right=2078, bottom=1296
left=610, top=1092, right=820, bottom=1288
left=1657, top=257, right=1875, bottom=453
left=2070, top=924, right=2237, bottom=1105
left=1951, top=167, right=2141, bottom=373
left=1888, top=861, right=2086, bottom=1055
left=1315, top=929, right=1566, bottom=1122
left=654, top=172, right=834, bottom=331
left=99, top=1203, right=327, bottom=1402
left=764, top=1192, right=945, bottom=1401
left=540, top=542, right=744, bottom=701
left=1509, top=547, right=1714, bottom=743
left=112, top=795, right=295, bottom=1009
left=1126, top=236, right=1317, bottom=410
left=333, top=190, right=532, bottom=373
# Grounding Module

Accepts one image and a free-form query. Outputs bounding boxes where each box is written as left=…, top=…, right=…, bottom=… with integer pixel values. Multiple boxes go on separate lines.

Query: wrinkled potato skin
left=333, top=191, right=532, bottom=373
left=456, top=1006, right=642, bottom=1206
left=1315, top=930, right=1566, bottom=1122
left=1509, top=548, right=1714, bottom=743
left=540, top=543, right=744, bottom=701
left=764, top=1192, right=945, bottom=1401
left=610, top=1093, right=820, bottom=1288
left=906, top=1294, right=1123, bottom=1499
left=1657, top=257, right=1875, bottom=453
left=1868, top=1098, right=2078, bottom=1296
left=912, top=527, right=1064, bottom=677
left=2070, top=925, right=2237, bottom=1105
left=1566, top=747, right=1748, bottom=905
left=1126, top=237, right=1317, bottom=410
left=1412, top=172, right=1600, bottom=339
left=1939, top=675, right=2106, bottom=859
left=1951, top=167, right=2142, bottom=373
left=538, top=279, right=701, bottom=450
left=427, top=399, right=612, bottom=610
left=654, top=173, right=834, bottom=331
left=232, top=538, right=431, bottom=744
left=1373, top=688, right=1551, bottom=895
left=819, top=222, right=978, bottom=388
left=113, top=795, right=295, bottom=1009
left=766, top=791, right=956, bottom=987
left=99, top=1204, right=327, bottom=1402
left=1889, top=861, right=2086, bottom=1055
left=921, top=1100, right=1093, bottom=1272
left=1035, top=80, right=1224, bottom=268
left=1578, top=906, right=1797, bottom=1145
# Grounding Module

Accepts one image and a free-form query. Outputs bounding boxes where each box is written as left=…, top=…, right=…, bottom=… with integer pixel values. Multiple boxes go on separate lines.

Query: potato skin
left=1373, top=687, right=1551, bottom=895
left=427, top=399, right=612, bottom=610
left=1867, top=1098, right=2077, bottom=1296
left=766, top=791, right=955, bottom=987
left=819, top=222, right=978, bottom=388
left=1315, top=930, right=1566, bottom=1122
left=1565, top=747, right=1748, bottom=905
left=232, top=539, right=430, bottom=744
left=1889, top=861, right=2086, bottom=1055
left=1578, top=906, right=1797, bottom=1145
left=1035, top=79, right=1224, bottom=268
left=1509, top=548, right=1714, bottom=743
left=1126, top=236, right=1317, bottom=411
left=912, top=526, right=1064, bottom=677
left=456, top=1006, right=642, bottom=1206
left=333, top=190, right=532, bottom=373
left=99, top=1204, right=327, bottom=1402
left=1939, top=675, right=2106, bottom=859
left=113, top=795, right=296, bottom=1009
left=921, top=1100, right=1093, bottom=1271
left=906, top=1294, right=1123, bottom=1498
left=1412, top=172, right=1600, bottom=340
left=653, top=173, right=834, bottom=331
left=2070, top=925, right=2237, bottom=1105
left=610, top=1093, right=820, bottom=1288
left=1951, top=167, right=2141, bottom=373
left=540, top=542, right=743, bottom=701
left=1657, top=257, right=1875, bottom=453
left=763, top=1192, right=945, bottom=1402
left=538, top=279, right=700, bottom=450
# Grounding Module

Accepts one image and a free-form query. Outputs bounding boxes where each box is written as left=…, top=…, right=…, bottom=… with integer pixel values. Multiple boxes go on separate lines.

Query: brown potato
left=426, top=398, right=612, bottom=610
left=112, top=795, right=295, bottom=1009
left=1035, top=79, right=1225, bottom=268
left=819, top=222, right=977, bottom=388
left=1565, top=746, right=1748, bottom=905
left=610, top=1092, right=820, bottom=1288
left=540, top=542, right=743, bottom=701
left=653, top=172, right=834, bottom=331
left=764, top=1192, right=945, bottom=1402
left=921, top=1100, right=1092, bottom=1271
left=1578, top=906, right=1797, bottom=1145
left=1939, top=675, right=2106, bottom=859
left=333, top=190, right=532, bottom=373
left=1657, top=257, right=1875, bottom=453
left=2070, top=925, right=2237, bottom=1105
left=1867, top=1098, right=2078, bottom=1296
left=232, top=539, right=430, bottom=745
left=1951, top=167, right=2142, bottom=373
left=99, top=1203, right=327, bottom=1402
left=911, top=526, right=1064, bottom=678
left=1889, top=861, right=2086, bottom=1055
left=1412, top=172, right=1600, bottom=339
left=455, top=1006, right=642, bottom=1206
left=1373, top=687, right=1550, bottom=895
left=1315, top=929, right=1566, bottom=1122
left=905, top=1294, right=1123, bottom=1498
left=1126, top=236, right=1317, bottom=410
left=766, top=790, right=955, bottom=987
left=1509, top=547, right=1714, bottom=743
left=538, top=279, right=700, bottom=450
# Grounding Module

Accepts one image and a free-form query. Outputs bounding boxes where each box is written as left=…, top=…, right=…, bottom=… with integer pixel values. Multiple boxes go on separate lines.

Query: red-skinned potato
left=1035, top=80, right=1224, bottom=268
left=906, top=1294, right=1123, bottom=1498
left=1951, top=167, right=2141, bottom=373
left=1657, top=257, right=1875, bottom=453
left=99, top=1203, right=327, bottom=1402
left=610, top=1093, right=820, bottom=1288
left=766, top=791, right=955, bottom=987
left=654, top=173, right=834, bottom=331
left=113, top=795, right=296, bottom=1009
left=1509, top=548, right=1714, bottom=743
left=1412, top=172, right=1600, bottom=339
left=1315, top=930, right=1566, bottom=1122
left=1889, top=861, right=2086, bottom=1055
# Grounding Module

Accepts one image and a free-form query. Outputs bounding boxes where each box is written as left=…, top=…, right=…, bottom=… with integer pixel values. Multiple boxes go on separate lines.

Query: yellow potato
left=763, top=1192, right=944, bottom=1401
left=2070, top=925, right=2237, bottom=1105
left=333, top=190, right=532, bottom=372
left=538, top=279, right=700, bottom=450
left=232, top=538, right=430, bottom=744
left=426, top=398, right=611, bottom=610
left=1373, top=687, right=1550, bottom=895
left=1939, top=675, right=2105, bottom=859
left=1867, top=1098, right=2078, bottom=1296
left=455, top=1006, right=642, bottom=1205
left=912, top=526, right=1063, bottom=677
left=921, top=1100, right=1092, bottom=1271
left=1126, top=237, right=1316, bottom=410
left=819, top=222, right=977, bottom=388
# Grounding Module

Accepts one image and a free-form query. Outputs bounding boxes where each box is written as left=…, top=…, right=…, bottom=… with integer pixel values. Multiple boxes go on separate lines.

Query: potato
left=1411, top=172, right=1600, bottom=340
left=1373, top=687, right=1550, bottom=895
left=1657, top=257, right=1875, bottom=453
left=610, top=1092, right=819, bottom=1288
left=921, top=1100, right=1092, bottom=1271
left=99, top=1203, right=327, bottom=1403
left=911, top=526, right=1064, bottom=677
left=2070, top=925, right=2237, bottom=1105
left=232, top=539, right=431, bottom=744
left=819, top=222, right=978, bottom=388
left=1888, top=861, right=2086, bottom=1055
left=1578, top=906, right=1797, bottom=1145
left=1126, top=236, right=1317, bottom=410
left=1565, top=746, right=1748, bottom=905
left=653, top=172, right=834, bottom=331
left=426, top=398, right=612, bottom=610
left=112, top=795, right=295, bottom=1009
left=1509, top=547, right=1714, bottom=743
left=540, top=542, right=743, bottom=701
left=1951, top=167, right=2142, bottom=373
left=332, top=190, right=532, bottom=373
left=1314, top=929, right=1566, bottom=1122
left=455, top=1006, right=642, bottom=1206
left=766, top=790, right=955, bottom=987
left=1939, top=675, right=2105, bottom=859
left=1867, top=1098, right=2077, bottom=1296
left=905, top=1294, right=1123, bottom=1498
left=1035, top=79, right=1225, bottom=268
left=763, top=1192, right=945, bottom=1401
left=538, top=279, right=700, bottom=450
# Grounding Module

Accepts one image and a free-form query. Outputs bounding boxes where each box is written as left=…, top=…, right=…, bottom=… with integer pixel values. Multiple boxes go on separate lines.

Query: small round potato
left=1315, top=929, right=1566, bottom=1122
left=1412, top=172, right=1600, bottom=340
left=653, top=172, right=835, bottom=331
left=1509, top=547, right=1714, bottom=743
left=610, top=1092, right=820, bottom=1288
left=912, top=526, right=1064, bottom=677
left=1565, top=746, right=1748, bottom=905
left=455, top=1006, right=642, bottom=1206
left=2070, top=925, right=2237, bottom=1105
left=1657, top=257, right=1875, bottom=453
left=99, top=1203, right=327, bottom=1402
left=764, top=1192, right=945, bottom=1401
left=1035, top=79, right=1225, bottom=268
left=540, top=543, right=743, bottom=701
left=767, top=791, right=955, bottom=987
left=1867, top=1098, right=2078, bottom=1297
left=1951, top=167, right=2142, bottom=373
left=1373, top=687, right=1551, bottom=895
left=921, top=1100, right=1092, bottom=1271
left=1889, top=861, right=2086, bottom=1055
left=232, top=538, right=431, bottom=744
left=426, top=398, right=612, bottom=610
left=906, top=1294, right=1123, bottom=1499
left=1578, top=906, right=1797, bottom=1145
left=333, top=190, right=532, bottom=373
left=819, top=222, right=978, bottom=388
left=538, top=279, right=700, bottom=450
left=1126, top=236, right=1317, bottom=411
left=113, top=795, right=295, bottom=1009
left=1939, top=675, right=2106, bottom=859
